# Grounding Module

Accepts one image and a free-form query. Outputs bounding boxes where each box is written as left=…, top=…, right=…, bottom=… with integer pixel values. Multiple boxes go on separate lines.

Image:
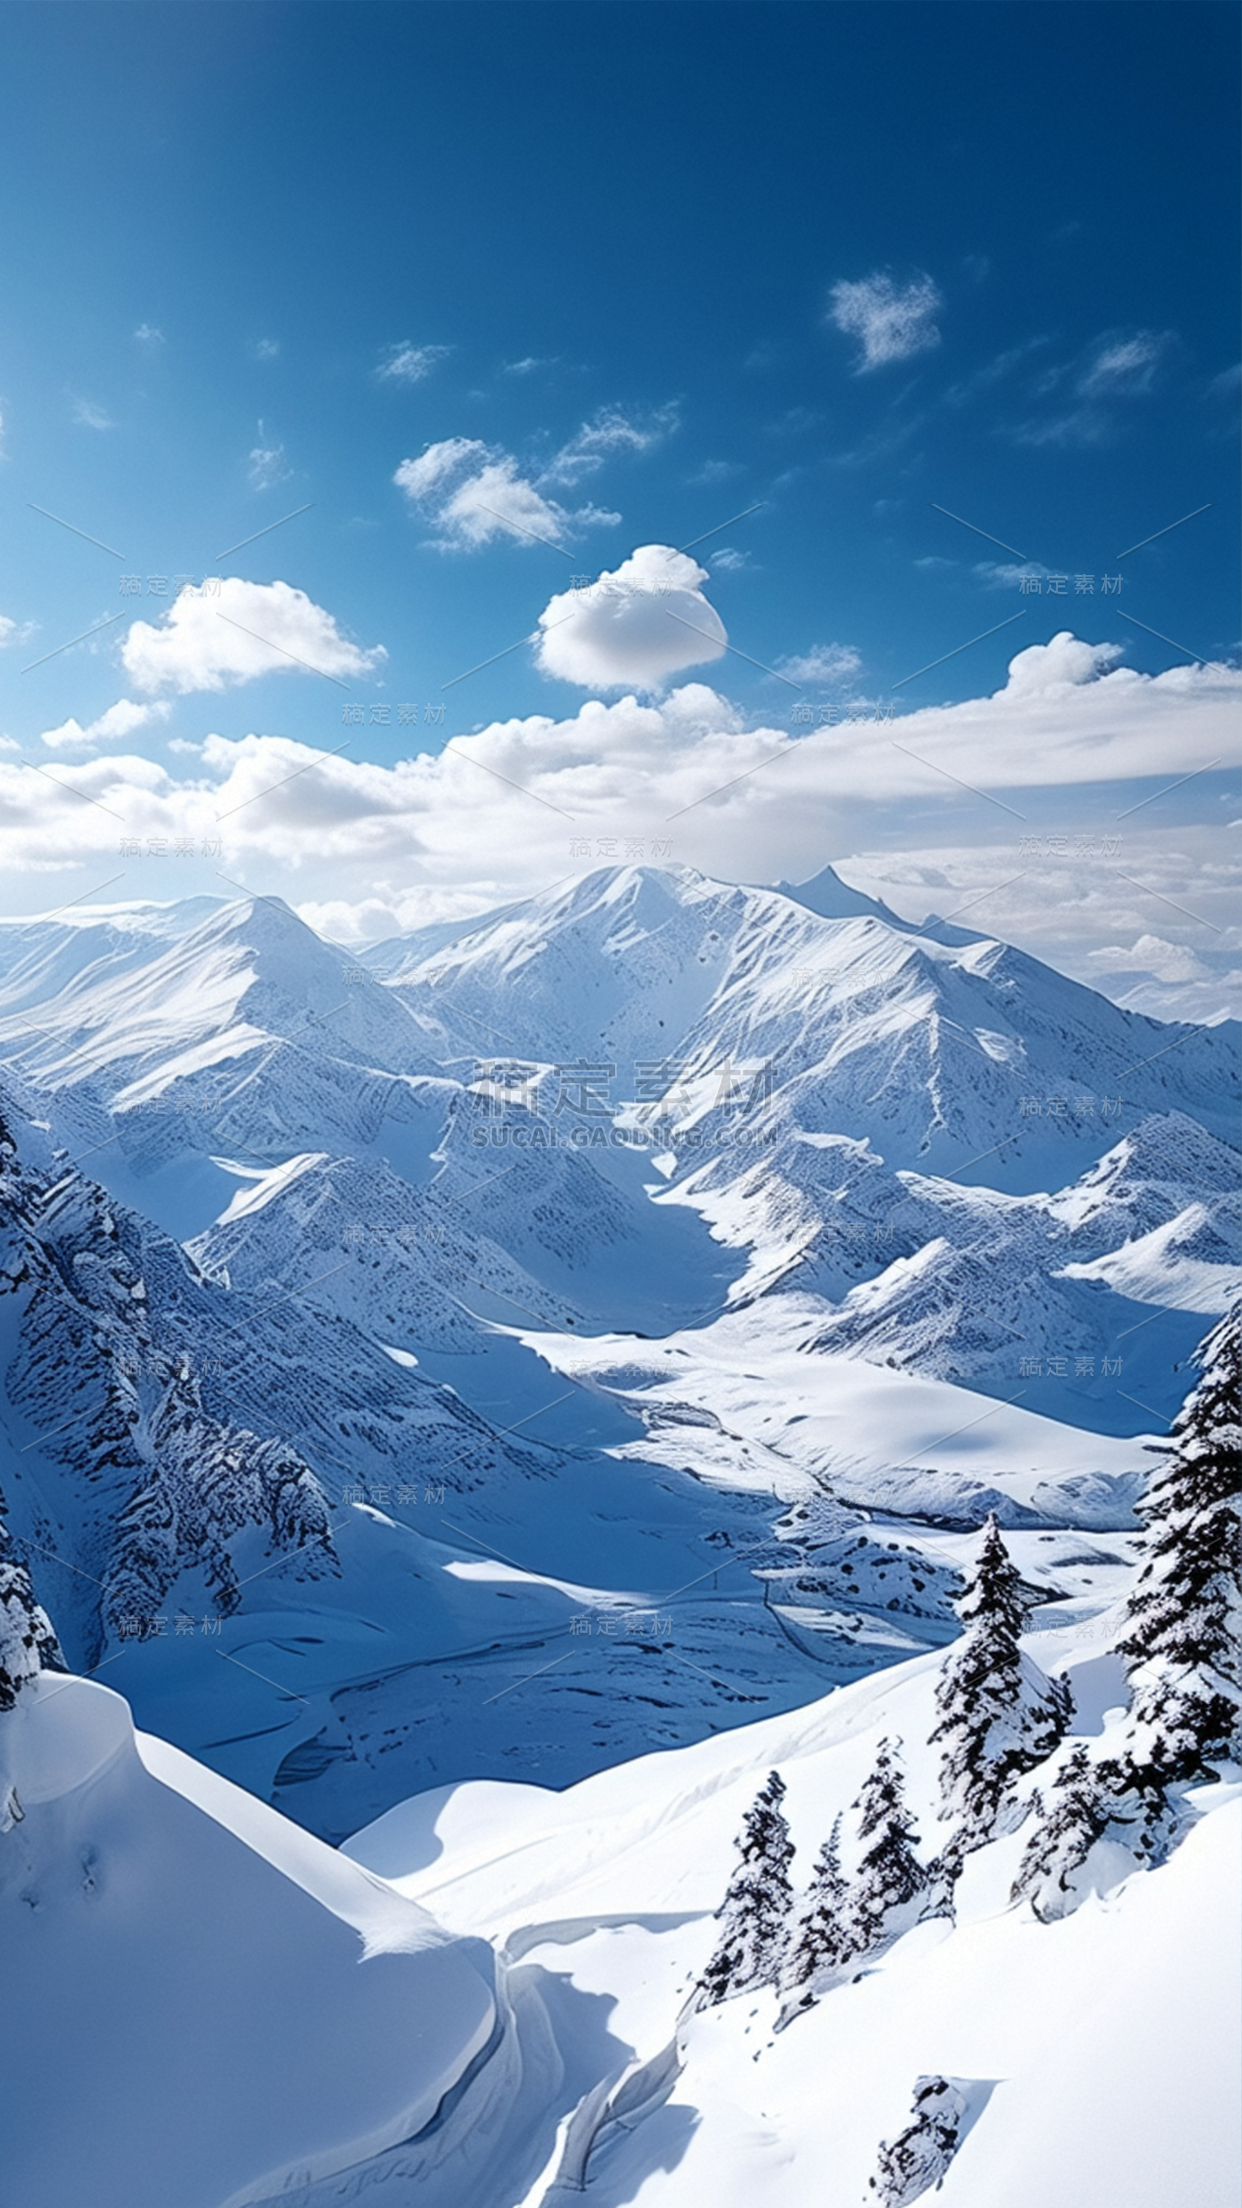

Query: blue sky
left=0, top=1, right=1238, bottom=1013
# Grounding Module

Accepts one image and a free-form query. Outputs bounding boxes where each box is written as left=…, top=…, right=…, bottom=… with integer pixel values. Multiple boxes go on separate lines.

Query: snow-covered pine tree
left=929, top=1511, right=1071, bottom=1852
left=695, top=1769, right=795, bottom=2006
left=869, top=2075, right=968, bottom=2207
left=0, top=1518, right=65, bottom=1713
left=844, top=1738, right=927, bottom=1956
left=1116, top=1307, right=1242, bottom=1778
left=1009, top=1744, right=1113, bottom=1922
left=781, top=1814, right=851, bottom=1997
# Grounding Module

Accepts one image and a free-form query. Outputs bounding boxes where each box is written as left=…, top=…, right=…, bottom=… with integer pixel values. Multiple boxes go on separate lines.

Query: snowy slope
left=0, top=1673, right=495, bottom=2208
left=342, top=1617, right=1240, bottom=2208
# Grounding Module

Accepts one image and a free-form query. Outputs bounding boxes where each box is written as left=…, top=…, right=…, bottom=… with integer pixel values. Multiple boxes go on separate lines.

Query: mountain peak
left=774, top=864, right=911, bottom=932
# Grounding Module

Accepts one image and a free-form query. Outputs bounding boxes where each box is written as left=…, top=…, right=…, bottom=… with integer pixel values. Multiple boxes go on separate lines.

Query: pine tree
left=0, top=1521, right=64, bottom=1713
left=869, top=2076, right=967, bottom=2207
left=695, top=1770, right=795, bottom=2006
left=930, top=1512, right=1071, bottom=1851
left=845, top=1739, right=927, bottom=1956
left=1117, top=1308, right=1241, bottom=1777
left=782, top=1815, right=851, bottom=1995
left=1009, top=1744, right=1112, bottom=1922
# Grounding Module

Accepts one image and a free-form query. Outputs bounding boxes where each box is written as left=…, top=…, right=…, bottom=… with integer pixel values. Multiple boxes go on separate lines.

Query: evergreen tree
left=781, top=1815, right=851, bottom=1995
left=1117, top=1308, right=1241, bottom=1777
left=869, top=2076, right=967, bottom=2207
left=930, top=1512, right=1071, bottom=1851
left=1010, top=1745, right=1112, bottom=1922
left=844, top=1739, right=927, bottom=1956
left=1014, top=1316, right=1241, bottom=1924
left=0, top=1520, right=64, bottom=1713
left=695, top=1770, right=795, bottom=2006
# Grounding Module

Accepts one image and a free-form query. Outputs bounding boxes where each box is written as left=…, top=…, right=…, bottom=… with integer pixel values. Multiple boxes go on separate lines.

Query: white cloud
left=394, top=413, right=670, bottom=549
left=974, top=561, right=1053, bottom=589
left=0, top=613, right=35, bottom=650
left=377, top=342, right=452, bottom=384
left=689, top=459, right=745, bottom=485
left=395, top=437, right=597, bottom=551
left=827, top=272, right=942, bottom=370
left=944, top=338, right=1051, bottom=407
left=542, top=405, right=678, bottom=488
left=534, top=546, right=727, bottom=690
left=776, top=643, right=862, bottom=686
left=1079, top=331, right=1169, bottom=395
left=120, top=577, right=386, bottom=695
left=1001, top=632, right=1124, bottom=693
left=502, top=356, right=556, bottom=376
left=72, top=397, right=114, bottom=430
left=1013, top=407, right=1107, bottom=450
left=255, top=338, right=280, bottom=361
left=40, top=698, right=169, bottom=752
left=1088, top=934, right=1210, bottom=985
left=134, top=324, right=164, bottom=347
left=248, top=428, right=291, bottom=489
left=709, top=548, right=753, bottom=572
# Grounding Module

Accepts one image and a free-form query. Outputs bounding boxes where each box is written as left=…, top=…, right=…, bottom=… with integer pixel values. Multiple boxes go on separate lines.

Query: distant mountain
left=0, top=865, right=1235, bottom=1839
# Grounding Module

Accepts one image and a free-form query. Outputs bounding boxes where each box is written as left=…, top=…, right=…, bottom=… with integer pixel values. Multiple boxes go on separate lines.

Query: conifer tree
left=844, top=1739, right=926, bottom=1956
left=1009, top=1744, right=1112, bottom=1922
left=869, top=2076, right=967, bottom=2207
left=1117, top=1308, right=1241, bottom=1777
left=782, top=1814, right=851, bottom=1995
left=695, top=1769, right=795, bottom=2006
left=0, top=1520, right=64, bottom=1713
left=1013, top=1316, right=1241, bottom=1922
left=930, top=1512, right=1070, bottom=1851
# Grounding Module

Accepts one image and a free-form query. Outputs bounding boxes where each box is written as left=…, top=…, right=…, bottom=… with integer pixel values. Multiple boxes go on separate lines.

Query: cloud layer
left=2, top=638, right=1237, bottom=1017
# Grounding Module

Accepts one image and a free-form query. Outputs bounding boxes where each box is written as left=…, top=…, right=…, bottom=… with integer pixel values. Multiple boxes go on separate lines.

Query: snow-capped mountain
left=1, top=863, right=1237, bottom=2208
left=0, top=864, right=1236, bottom=1844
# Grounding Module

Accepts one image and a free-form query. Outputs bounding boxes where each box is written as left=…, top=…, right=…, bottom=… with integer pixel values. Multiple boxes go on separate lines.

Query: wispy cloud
left=71, top=396, right=114, bottom=430
left=377, top=342, right=452, bottom=384
left=255, top=337, right=280, bottom=361
left=1009, top=329, right=1174, bottom=445
left=973, top=560, right=1054, bottom=588
left=1012, top=407, right=1110, bottom=450
left=0, top=613, right=36, bottom=650
left=826, top=271, right=942, bottom=371
left=1078, top=331, right=1170, bottom=396
left=688, top=458, right=745, bottom=485
left=541, top=405, right=678, bottom=488
left=776, top=643, right=862, bottom=685
left=944, top=338, right=1051, bottom=407
left=248, top=427, right=291, bottom=490
left=133, top=323, right=164, bottom=347
left=394, top=435, right=616, bottom=551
